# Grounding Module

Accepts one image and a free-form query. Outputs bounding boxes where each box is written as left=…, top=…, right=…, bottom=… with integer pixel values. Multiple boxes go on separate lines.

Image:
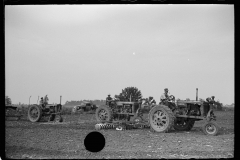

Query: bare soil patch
left=5, top=111, right=234, bottom=159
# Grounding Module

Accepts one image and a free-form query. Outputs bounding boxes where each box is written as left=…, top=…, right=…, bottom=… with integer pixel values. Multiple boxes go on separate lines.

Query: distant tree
left=5, top=96, right=12, bottom=105
left=186, top=98, right=190, bottom=101
left=118, top=86, right=142, bottom=102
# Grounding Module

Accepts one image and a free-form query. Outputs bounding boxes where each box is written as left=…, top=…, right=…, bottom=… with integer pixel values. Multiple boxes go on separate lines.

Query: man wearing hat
left=160, top=88, right=169, bottom=104
left=106, top=94, right=112, bottom=106
left=210, top=96, right=216, bottom=109
left=43, top=95, right=49, bottom=108
left=149, top=96, right=156, bottom=105
left=39, top=97, right=44, bottom=106
left=160, top=88, right=176, bottom=110
left=203, top=96, right=216, bottom=117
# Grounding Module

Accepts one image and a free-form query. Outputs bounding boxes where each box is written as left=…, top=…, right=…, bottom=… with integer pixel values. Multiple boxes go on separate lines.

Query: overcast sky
left=5, top=4, right=234, bottom=105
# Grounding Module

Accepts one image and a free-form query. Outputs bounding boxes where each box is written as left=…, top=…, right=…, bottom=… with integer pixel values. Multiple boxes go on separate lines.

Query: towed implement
left=95, top=89, right=220, bottom=135
left=28, top=96, right=63, bottom=123
left=5, top=105, right=23, bottom=120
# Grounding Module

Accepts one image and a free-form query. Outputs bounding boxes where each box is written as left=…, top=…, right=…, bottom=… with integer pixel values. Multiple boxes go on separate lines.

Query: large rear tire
left=28, top=105, right=42, bottom=122
left=95, top=105, right=113, bottom=122
left=148, top=105, right=175, bottom=133
left=173, top=118, right=195, bottom=131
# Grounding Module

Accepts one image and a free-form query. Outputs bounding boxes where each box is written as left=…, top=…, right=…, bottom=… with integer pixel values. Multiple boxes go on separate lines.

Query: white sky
left=5, top=4, right=234, bottom=105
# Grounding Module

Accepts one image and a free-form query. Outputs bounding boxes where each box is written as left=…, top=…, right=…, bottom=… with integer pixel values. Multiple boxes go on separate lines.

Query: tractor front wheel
left=55, top=115, right=63, bottom=122
left=49, top=114, right=56, bottom=121
left=28, top=105, right=42, bottom=122
left=202, top=121, right=219, bottom=136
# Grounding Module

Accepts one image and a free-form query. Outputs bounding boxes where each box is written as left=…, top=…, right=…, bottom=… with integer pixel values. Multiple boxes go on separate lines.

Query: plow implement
left=5, top=105, right=23, bottom=120
left=95, top=120, right=150, bottom=131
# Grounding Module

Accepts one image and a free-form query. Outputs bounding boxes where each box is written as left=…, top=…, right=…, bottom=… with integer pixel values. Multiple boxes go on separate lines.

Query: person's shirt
left=44, top=96, right=49, bottom=103
left=142, top=99, right=149, bottom=105
left=209, top=98, right=215, bottom=105
left=206, top=97, right=211, bottom=102
left=39, top=99, right=43, bottom=105
left=149, top=98, right=155, bottom=104
left=160, top=93, right=168, bottom=101
left=106, top=96, right=112, bottom=101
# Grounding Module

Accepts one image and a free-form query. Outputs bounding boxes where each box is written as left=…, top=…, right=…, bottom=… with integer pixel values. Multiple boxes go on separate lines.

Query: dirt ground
left=5, top=110, right=234, bottom=159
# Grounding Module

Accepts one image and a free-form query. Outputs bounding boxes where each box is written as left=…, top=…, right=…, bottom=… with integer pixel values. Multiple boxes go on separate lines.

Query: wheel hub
left=152, top=110, right=168, bottom=129
left=206, top=124, right=216, bottom=133
left=30, top=108, right=38, bottom=118
left=99, top=109, right=108, bottom=120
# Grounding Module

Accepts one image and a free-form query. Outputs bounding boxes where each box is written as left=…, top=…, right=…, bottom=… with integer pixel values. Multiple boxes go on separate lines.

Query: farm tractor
left=95, top=89, right=220, bottom=135
left=28, top=96, right=63, bottom=123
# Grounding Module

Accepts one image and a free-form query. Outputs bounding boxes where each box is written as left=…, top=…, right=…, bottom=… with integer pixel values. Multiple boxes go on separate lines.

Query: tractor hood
left=177, top=100, right=203, bottom=105
left=116, top=101, right=140, bottom=106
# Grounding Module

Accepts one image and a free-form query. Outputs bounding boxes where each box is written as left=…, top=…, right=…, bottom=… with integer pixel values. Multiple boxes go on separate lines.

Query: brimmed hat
left=164, top=88, right=168, bottom=91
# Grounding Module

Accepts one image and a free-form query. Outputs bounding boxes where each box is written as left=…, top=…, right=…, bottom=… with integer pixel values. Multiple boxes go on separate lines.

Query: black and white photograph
left=5, top=4, right=234, bottom=159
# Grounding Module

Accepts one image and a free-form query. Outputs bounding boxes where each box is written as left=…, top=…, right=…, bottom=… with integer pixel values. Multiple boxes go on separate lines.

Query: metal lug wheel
left=148, top=105, right=174, bottom=133
left=95, top=105, right=112, bottom=122
left=55, top=115, right=63, bottom=122
left=28, top=105, right=42, bottom=122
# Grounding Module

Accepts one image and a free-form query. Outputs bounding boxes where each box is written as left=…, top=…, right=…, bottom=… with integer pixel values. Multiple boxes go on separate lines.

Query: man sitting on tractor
left=149, top=96, right=156, bottom=105
left=160, top=88, right=176, bottom=110
left=160, top=88, right=169, bottom=104
left=43, top=95, right=49, bottom=108
left=39, top=97, right=44, bottom=107
left=106, top=94, right=113, bottom=106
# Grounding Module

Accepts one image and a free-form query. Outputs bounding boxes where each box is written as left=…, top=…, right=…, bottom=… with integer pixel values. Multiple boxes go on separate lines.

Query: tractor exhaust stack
left=196, top=88, right=198, bottom=101
left=60, top=96, right=62, bottom=105
left=29, top=96, right=31, bottom=106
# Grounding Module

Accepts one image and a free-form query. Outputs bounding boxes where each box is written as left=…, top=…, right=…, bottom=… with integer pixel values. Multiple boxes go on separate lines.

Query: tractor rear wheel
left=95, top=105, right=112, bottom=122
left=28, top=105, right=42, bottom=122
left=173, top=118, right=195, bottom=131
left=148, top=105, right=175, bottom=133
